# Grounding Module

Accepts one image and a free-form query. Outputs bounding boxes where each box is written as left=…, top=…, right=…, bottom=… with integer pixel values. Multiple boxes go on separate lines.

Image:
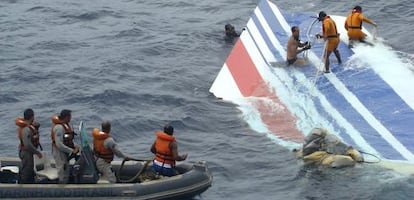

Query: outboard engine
left=72, top=121, right=99, bottom=184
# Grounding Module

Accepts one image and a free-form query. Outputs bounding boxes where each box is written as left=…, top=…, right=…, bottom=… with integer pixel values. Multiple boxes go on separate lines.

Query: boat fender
left=346, top=148, right=364, bottom=162
left=328, top=155, right=356, bottom=168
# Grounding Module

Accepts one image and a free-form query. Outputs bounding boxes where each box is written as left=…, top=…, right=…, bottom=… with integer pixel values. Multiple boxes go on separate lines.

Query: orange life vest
left=92, top=128, right=114, bottom=162
left=50, top=115, right=75, bottom=148
left=154, top=131, right=176, bottom=166
left=15, top=117, right=40, bottom=150
left=322, top=16, right=339, bottom=39
left=345, top=11, right=362, bottom=30
left=345, top=10, right=372, bottom=40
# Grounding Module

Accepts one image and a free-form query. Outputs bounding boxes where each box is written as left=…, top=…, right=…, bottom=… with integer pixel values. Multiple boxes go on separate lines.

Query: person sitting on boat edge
left=92, top=120, right=133, bottom=183
left=150, top=125, right=188, bottom=176
left=15, top=108, right=43, bottom=184
left=293, top=128, right=364, bottom=168
left=51, top=109, right=79, bottom=184
left=286, top=26, right=311, bottom=66
left=315, top=11, right=342, bottom=73
left=344, top=6, right=377, bottom=47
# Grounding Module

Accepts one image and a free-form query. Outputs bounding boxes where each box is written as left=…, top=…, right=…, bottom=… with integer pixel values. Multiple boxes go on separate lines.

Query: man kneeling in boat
left=286, top=26, right=311, bottom=66
left=93, top=120, right=132, bottom=183
left=150, top=125, right=188, bottom=176
left=294, top=128, right=364, bottom=168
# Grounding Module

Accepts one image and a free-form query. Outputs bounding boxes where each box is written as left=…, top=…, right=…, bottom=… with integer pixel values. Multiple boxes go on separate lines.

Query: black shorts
left=286, top=57, right=297, bottom=65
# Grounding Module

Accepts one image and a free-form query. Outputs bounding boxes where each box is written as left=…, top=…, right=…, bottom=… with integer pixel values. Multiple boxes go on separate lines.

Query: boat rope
left=358, top=150, right=382, bottom=163
left=117, top=158, right=153, bottom=183
left=310, top=40, right=327, bottom=96
left=372, top=26, right=377, bottom=42
left=305, top=16, right=326, bottom=96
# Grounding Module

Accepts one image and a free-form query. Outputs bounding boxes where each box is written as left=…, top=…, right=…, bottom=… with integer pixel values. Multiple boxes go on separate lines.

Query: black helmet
left=354, top=6, right=362, bottom=12
left=225, top=23, right=234, bottom=31
left=59, top=109, right=72, bottom=119
left=318, top=11, right=327, bottom=21
left=164, top=125, right=174, bottom=135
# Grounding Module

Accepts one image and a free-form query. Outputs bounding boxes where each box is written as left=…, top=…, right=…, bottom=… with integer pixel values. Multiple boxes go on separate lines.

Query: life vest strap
left=94, top=151, right=114, bottom=162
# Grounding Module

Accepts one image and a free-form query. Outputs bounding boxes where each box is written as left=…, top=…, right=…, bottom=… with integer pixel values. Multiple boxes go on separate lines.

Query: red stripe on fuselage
left=226, top=39, right=304, bottom=142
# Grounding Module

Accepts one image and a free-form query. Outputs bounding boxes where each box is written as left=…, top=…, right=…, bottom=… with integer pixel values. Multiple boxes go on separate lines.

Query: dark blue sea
left=1, top=0, right=414, bottom=199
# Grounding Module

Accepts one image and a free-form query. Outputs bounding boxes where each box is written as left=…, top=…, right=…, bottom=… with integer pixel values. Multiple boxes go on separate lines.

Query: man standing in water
left=286, top=26, right=311, bottom=66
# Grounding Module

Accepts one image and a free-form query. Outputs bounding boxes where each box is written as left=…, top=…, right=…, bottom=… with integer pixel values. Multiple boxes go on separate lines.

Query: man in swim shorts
left=286, top=26, right=311, bottom=66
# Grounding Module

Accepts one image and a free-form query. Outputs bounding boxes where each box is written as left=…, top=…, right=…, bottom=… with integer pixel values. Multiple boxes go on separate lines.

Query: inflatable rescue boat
left=0, top=122, right=212, bottom=199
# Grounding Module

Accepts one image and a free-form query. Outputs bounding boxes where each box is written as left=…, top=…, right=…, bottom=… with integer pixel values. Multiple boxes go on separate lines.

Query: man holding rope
left=92, top=120, right=132, bottom=183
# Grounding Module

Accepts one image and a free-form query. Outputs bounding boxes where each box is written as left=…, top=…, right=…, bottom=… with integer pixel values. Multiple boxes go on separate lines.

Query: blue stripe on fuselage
left=250, top=14, right=284, bottom=62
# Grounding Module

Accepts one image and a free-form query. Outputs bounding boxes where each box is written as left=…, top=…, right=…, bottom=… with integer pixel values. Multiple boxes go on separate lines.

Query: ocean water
left=1, top=0, right=414, bottom=199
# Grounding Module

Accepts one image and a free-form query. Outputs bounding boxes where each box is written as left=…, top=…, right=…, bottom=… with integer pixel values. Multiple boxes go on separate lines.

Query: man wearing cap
left=150, top=125, right=188, bottom=176
left=345, top=6, right=377, bottom=47
left=51, top=109, right=79, bottom=184
left=316, top=11, right=342, bottom=73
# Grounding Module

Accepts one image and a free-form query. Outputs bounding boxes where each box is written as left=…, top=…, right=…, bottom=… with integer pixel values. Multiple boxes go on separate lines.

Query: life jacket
left=15, top=117, right=40, bottom=150
left=303, top=151, right=356, bottom=168
left=92, top=128, right=114, bottom=162
left=345, top=11, right=362, bottom=30
left=154, top=131, right=176, bottom=166
left=322, top=16, right=339, bottom=38
left=50, top=115, right=75, bottom=148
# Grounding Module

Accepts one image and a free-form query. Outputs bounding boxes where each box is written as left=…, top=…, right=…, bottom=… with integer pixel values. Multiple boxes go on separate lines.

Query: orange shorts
left=347, top=29, right=366, bottom=40
left=326, top=38, right=339, bottom=52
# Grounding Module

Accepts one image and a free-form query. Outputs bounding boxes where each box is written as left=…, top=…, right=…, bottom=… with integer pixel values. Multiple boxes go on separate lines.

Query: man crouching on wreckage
left=293, top=128, right=364, bottom=168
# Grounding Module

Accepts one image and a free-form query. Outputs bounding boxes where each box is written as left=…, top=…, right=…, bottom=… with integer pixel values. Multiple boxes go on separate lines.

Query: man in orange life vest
left=92, top=120, right=132, bottom=183
left=316, top=11, right=342, bottom=73
left=15, top=108, right=43, bottom=183
left=51, top=109, right=79, bottom=184
left=150, top=125, right=188, bottom=176
left=345, top=6, right=377, bottom=47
